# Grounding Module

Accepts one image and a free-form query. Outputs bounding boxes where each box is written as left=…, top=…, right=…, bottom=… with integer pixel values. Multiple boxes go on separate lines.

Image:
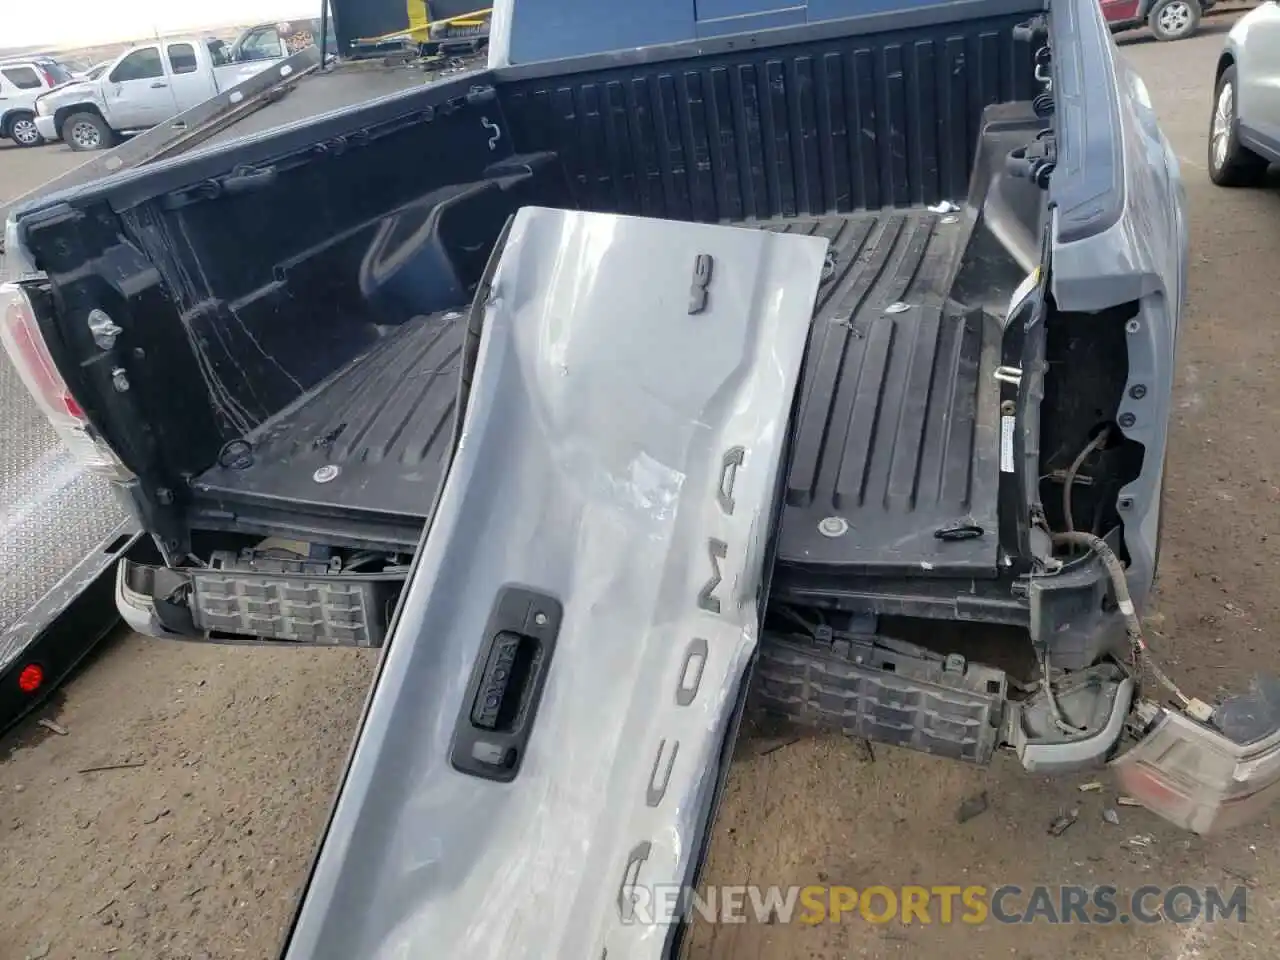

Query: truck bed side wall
left=497, top=5, right=1036, bottom=221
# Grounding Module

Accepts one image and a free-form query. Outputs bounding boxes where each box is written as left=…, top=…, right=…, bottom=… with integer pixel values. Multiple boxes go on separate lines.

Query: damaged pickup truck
left=4, top=0, right=1280, bottom=954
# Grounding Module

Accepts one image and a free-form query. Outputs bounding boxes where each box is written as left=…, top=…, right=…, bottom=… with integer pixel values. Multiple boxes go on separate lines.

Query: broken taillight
left=0, top=283, right=132, bottom=479
left=1113, top=702, right=1280, bottom=834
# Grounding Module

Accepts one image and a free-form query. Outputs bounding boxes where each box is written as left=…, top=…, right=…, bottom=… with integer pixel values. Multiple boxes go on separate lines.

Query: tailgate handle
left=450, top=586, right=562, bottom=782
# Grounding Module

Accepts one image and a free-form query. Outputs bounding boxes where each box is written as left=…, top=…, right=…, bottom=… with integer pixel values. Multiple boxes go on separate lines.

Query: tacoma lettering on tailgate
left=616, top=444, right=744, bottom=927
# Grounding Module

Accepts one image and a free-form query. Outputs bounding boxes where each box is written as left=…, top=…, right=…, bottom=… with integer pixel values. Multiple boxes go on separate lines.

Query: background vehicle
left=1209, top=0, right=1280, bottom=184
left=1099, top=0, right=1213, bottom=41
left=32, top=37, right=285, bottom=150
left=0, top=56, right=73, bottom=146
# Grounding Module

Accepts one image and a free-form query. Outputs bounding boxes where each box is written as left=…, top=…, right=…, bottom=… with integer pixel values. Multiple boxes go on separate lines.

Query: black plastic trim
left=450, top=586, right=563, bottom=783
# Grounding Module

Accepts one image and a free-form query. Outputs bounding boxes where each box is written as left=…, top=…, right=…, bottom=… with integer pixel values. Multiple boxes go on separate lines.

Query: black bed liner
left=762, top=208, right=1001, bottom=580
left=188, top=207, right=998, bottom=569
left=190, top=311, right=462, bottom=548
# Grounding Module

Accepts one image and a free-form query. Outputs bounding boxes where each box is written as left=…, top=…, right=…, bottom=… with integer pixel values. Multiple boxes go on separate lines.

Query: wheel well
left=1, top=109, right=34, bottom=137
left=53, top=102, right=106, bottom=136
left=1216, top=53, right=1234, bottom=85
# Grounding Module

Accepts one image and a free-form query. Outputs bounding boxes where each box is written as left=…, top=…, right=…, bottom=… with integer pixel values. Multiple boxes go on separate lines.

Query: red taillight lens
left=2, top=288, right=85, bottom=420
left=18, top=663, right=44, bottom=694
left=0, top=283, right=132, bottom=479
left=37, top=65, right=55, bottom=87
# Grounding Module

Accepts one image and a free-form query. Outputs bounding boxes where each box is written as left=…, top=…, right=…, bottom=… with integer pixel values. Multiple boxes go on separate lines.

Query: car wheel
left=1148, top=0, right=1200, bottom=41
left=7, top=113, right=43, bottom=147
left=63, top=112, right=114, bottom=152
left=1208, top=65, right=1269, bottom=187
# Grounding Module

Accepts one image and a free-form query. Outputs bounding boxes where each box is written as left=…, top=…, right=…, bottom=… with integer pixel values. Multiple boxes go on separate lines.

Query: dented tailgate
left=284, top=208, right=827, bottom=959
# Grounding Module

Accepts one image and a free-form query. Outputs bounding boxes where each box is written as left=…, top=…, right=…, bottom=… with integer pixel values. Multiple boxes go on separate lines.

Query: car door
left=164, top=42, right=216, bottom=111
left=1237, top=0, right=1280, bottom=151
left=103, top=46, right=177, bottom=129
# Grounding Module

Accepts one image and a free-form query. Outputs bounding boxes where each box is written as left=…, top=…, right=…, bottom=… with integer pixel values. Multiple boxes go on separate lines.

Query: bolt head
left=818, top=516, right=849, bottom=538
left=1129, top=384, right=1147, bottom=400
left=534, top=612, right=548, bottom=626
left=313, top=465, right=340, bottom=483
left=1118, top=413, right=1136, bottom=428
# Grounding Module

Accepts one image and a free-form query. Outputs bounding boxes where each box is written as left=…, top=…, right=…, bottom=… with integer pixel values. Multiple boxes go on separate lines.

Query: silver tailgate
left=286, top=207, right=827, bottom=960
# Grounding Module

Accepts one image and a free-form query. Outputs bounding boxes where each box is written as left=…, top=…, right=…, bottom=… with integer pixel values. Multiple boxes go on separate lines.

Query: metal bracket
left=994, top=365, right=1023, bottom=386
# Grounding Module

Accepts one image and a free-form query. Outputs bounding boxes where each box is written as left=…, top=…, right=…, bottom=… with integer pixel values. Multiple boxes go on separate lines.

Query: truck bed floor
left=759, top=209, right=1002, bottom=580
left=190, top=312, right=462, bottom=548
left=190, top=208, right=1001, bottom=567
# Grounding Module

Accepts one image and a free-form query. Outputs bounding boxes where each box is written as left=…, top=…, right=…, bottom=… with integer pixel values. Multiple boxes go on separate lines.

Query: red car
left=1100, top=0, right=1214, bottom=41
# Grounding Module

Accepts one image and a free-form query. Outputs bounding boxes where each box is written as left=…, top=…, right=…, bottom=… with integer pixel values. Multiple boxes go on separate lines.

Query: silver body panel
left=1049, top=0, right=1189, bottom=610
left=1228, top=2, right=1280, bottom=158
left=285, top=207, right=827, bottom=960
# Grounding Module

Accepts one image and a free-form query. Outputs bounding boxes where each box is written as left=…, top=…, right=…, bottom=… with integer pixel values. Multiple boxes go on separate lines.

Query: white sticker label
left=1005, top=267, right=1041, bottom=326
left=1000, top=415, right=1015, bottom=473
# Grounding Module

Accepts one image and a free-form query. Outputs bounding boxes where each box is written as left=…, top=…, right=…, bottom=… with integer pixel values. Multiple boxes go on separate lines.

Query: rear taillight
left=35, top=64, right=55, bottom=87
left=0, top=283, right=132, bottom=479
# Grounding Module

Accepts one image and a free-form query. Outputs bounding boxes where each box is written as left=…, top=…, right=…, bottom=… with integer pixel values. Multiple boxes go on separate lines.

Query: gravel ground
left=2, top=17, right=1278, bottom=960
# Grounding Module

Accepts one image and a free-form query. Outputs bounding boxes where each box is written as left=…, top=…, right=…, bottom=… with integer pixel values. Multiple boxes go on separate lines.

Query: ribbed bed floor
left=759, top=209, right=1002, bottom=578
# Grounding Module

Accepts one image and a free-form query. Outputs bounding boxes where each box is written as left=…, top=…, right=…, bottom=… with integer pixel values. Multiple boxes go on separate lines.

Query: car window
left=167, top=43, right=198, bottom=75
left=43, top=61, right=74, bottom=84
left=86, top=63, right=108, bottom=80
left=109, top=47, right=164, bottom=83
left=1, top=66, right=43, bottom=90
left=207, top=40, right=230, bottom=68
left=240, top=27, right=283, bottom=61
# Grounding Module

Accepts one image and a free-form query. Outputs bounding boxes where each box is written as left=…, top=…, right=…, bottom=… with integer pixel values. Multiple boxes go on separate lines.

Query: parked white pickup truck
left=34, top=37, right=281, bottom=151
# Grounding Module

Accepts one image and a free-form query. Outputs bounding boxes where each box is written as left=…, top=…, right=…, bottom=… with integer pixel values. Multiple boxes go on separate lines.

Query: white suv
left=1209, top=1, right=1280, bottom=185
left=0, top=58, right=73, bottom=147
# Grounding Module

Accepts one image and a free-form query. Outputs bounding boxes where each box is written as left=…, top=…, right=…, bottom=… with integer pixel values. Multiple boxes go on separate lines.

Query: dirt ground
left=2, top=16, right=1278, bottom=960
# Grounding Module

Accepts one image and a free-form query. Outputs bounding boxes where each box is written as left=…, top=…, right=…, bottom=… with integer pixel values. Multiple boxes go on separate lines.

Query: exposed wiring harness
left=1041, top=650, right=1087, bottom=736
left=1052, top=530, right=1196, bottom=712
left=1062, top=427, right=1110, bottom=534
